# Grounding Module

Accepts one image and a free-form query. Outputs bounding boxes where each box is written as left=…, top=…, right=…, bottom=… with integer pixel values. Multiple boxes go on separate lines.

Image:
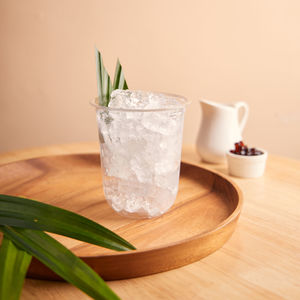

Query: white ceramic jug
left=196, top=99, right=249, bottom=163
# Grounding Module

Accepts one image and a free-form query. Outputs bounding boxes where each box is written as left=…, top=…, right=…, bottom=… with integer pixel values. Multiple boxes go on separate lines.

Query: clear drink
left=91, top=90, right=189, bottom=218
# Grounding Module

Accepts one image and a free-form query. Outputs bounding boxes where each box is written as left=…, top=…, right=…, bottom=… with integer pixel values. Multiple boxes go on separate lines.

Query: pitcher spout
left=199, top=99, right=235, bottom=113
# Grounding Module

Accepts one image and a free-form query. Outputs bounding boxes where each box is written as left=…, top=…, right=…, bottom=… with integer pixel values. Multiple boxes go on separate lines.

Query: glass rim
left=90, top=91, right=191, bottom=112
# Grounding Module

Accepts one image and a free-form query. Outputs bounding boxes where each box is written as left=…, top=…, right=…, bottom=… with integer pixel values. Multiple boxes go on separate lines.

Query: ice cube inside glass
left=91, top=90, right=189, bottom=219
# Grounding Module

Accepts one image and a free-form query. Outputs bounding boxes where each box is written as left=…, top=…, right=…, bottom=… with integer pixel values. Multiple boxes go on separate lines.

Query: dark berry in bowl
left=230, top=141, right=264, bottom=156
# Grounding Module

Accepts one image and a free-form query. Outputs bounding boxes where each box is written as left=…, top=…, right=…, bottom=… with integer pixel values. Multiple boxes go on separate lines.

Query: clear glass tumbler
left=91, top=92, right=189, bottom=218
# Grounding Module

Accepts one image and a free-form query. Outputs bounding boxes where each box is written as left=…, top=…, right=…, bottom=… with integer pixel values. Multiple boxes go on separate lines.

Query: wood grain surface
left=0, top=153, right=241, bottom=280
left=0, top=143, right=299, bottom=299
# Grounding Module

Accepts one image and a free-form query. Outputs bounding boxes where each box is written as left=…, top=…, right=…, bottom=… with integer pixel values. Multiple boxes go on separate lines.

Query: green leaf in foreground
left=1, top=226, right=119, bottom=300
left=95, top=48, right=112, bottom=106
left=0, top=235, right=32, bottom=300
left=0, top=194, right=135, bottom=251
left=113, top=59, right=128, bottom=91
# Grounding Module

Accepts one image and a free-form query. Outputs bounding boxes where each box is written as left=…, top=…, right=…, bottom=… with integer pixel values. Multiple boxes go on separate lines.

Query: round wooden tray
left=0, top=154, right=242, bottom=281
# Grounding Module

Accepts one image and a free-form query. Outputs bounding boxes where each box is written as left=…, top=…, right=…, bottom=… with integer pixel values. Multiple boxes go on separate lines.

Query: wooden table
left=1, top=143, right=299, bottom=300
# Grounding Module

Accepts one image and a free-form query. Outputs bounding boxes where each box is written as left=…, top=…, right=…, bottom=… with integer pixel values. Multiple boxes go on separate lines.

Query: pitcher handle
left=234, top=102, right=249, bottom=132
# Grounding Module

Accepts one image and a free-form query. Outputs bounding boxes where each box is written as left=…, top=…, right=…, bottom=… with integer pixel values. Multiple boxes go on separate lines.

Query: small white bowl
left=226, top=149, right=268, bottom=178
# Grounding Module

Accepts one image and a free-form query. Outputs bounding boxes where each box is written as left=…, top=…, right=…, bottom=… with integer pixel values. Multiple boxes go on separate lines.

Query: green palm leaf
left=0, top=194, right=135, bottom=251
left=95, top=48, right=112, bottom=106
left=113, top=59, right=128, bottom=91
left=0, top=226, right=119, bottom=300
left=0, top=235, right=32, bottom=300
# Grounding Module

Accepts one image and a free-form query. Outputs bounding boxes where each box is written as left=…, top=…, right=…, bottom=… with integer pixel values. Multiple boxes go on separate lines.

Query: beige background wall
left=1, top=0, right=300, bottom=159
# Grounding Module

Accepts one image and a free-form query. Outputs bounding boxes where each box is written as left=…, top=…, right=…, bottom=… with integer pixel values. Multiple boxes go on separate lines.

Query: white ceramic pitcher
left=196, top=99, right=249, bottom=163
